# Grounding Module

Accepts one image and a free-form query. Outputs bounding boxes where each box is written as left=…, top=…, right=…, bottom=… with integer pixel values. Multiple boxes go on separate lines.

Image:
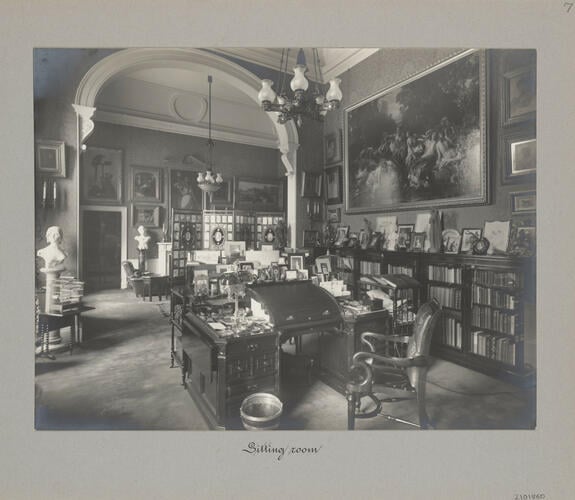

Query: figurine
left=37, top=226, right=67, bottom=271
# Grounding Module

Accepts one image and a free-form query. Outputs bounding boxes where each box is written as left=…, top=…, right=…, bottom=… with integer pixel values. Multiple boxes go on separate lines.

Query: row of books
left=471, top=305, right=519, bottom=336
left=470, top=329, right=517, bottom=366
left=51, top=277, right=85, bottom=312
left=437, top=316, right=463, bottom=349
left=473, top=270, right=522, bottom=289
left=427, top=285, right=462, bottom=309
left=472, top=285, right=517, bottom=310
left=388, top=265, right=414, bottom=277
left=359, top=260, right=381, bottom=276
left=427, top=265, right=462, bottom=284
left=335, top=256, right=355, bottom=272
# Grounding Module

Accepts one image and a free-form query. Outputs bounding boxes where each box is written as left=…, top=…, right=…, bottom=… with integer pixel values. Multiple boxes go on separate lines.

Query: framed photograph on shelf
left=325, top=165, right=343, bottom=204
left=344, top=50, right=487, bottom=213
left=359, top=229, right=370, bottom=250
left=501, top=64, right=536, bottom=126
left=334, top=225, right=350, bottom=247
left=36, top=140, right=66, bottom=177
left=170, top=169, right=203, bottom=210
left=82, top=146, right=123, bottom=204
left=315, top=256, right=332, bottom=274
left=302, top=229, right=319, bottom=248
left=442, top=229, right=462, bottom=254
left=502, top=130, right=536, bottom=183
left=131, top=165, right=162, bottom=202
left=397, top=224, right=414, bottom=250
left=324, top=129, right=342, bottom=165
left=411, top=232, right=426, bottom=252
left=289, top=254, right=305, bottom=271
left=235, top=178, right=284, bottom=212
left=508, top=222, right=536, bottom=257
left=460, top=228, right=482, bottom=253
left=301, top=171, right=323, bottom=198
left=483, top=220, right=511, bottom=255
left=327, top=207, right=341, bottom=224
left=367, top=232, right=382, bottom=250
left=132, top=204, right=160, bottom=228
left=510, top=190, right=536, bottom=214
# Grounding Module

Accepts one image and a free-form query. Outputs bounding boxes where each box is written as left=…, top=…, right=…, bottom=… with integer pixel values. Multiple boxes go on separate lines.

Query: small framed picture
left=303, top=229, right=319, bottom=248
left=325, top=165, right=343, bottom=204
left=324, top=129, right=342, bottom=165
left=131, top=165, right=162, bottom=202
left=503, top=129, right=536, bottom=184
left=397, top=224, right=414, bottom=250
left=510, top=190, right=536, bottom=214
left=327, top=207, right=341, bottom=224
left=132, top=204, right=160, bottom=228
left=301, top=171, right=323, bottom=197
left=334, top=225, right=349, bottom=247
left=359, top=229, right=370, bottom=250
left=411, top=232, right=426, bottom=252
left=509, top=223, right=536, bottom=257
left=315, top=256, right=332, bottom=274
left=367, top=232, right=382, bottom=250
left=484, top=220, right=511, bottom=255
left=36, top=140, right=66, bottom=177
left=289, top=254, right=305, bottom=271
left=442, top=229, right=462, bottom=254
left=285, top=269, right=299, bottom=281
left=298, top=269, right=309, bottom=280
left=501, top=65, right=536, bottom=126
left=460, top=228, right=482, bottom=253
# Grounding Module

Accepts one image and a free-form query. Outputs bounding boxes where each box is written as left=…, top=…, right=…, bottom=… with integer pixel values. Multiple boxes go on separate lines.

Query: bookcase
left=326, top=248, right=534, bottom=384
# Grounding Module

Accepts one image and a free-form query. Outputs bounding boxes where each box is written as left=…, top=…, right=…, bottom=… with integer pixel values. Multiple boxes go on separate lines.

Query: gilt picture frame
left=235, top=178, right=284, bottom=212
left=36, top=140, right=66, bottom=178
left=131, top=165, right=162, bottom=203
left=81, top=145, right=123, bottom=204
left=344, top=49, right=487, bottom=213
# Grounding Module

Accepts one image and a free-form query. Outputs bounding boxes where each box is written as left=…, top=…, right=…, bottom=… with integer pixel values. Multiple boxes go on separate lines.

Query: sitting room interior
left=34, top=46, right=537, bottom=432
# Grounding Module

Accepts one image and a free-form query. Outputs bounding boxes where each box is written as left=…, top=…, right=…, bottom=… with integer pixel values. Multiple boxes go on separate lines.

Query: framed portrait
left=327, top=207, right=341, bottom=224
left=460, top=228, right=482, bottom=253
left=411, top=232, right=426, bottom=252
left=484, top=220, right=511, bottom=255
left=344, top=50, right=487, bottom=213
left=82, top=146, right=123, bottom=204
left=442, top=229, right=462, bottom=254
left=503, top=131, right=536, bottom=183
left=132, top=204, right=160, bottom=228
left=508, top=222, right=536, bottom=257
left=131, top=166, right=162, bottom=202
left=36, top=140, right=66, bottom=177
left=397, top=224, right=414, bottom=250
left=367, top=231, right=382, bottom=250
left=501, top=64, right=536, bottom=126
left=334, top=225, right=350, bottom=247
left=209, top=178, right=234, bottom=208
left=235, top=178, right=284, bottom=212
left=324, top=129, right=342, bottom=165
left=302, top=229, right=319, bottom=248
left=301, top=171, right=323, bottom=198
left=510, top=190, right=536, bottom=214
left=289, top=254, right=305, bottom=271
left=325, top=165, right=343, bottom=204
left=359, top=229, right=370, bottom=250
left=169, top=169, right=203, bottom=211
left=315, top=256, right=332, bottom=274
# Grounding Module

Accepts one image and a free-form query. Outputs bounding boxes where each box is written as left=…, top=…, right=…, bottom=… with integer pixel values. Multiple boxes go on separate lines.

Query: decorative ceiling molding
left=210, top=48, right=380, bottom=81
left=95, top=109, right=280, bottom=149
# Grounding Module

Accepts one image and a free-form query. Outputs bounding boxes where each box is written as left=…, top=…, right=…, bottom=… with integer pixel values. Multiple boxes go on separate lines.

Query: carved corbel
left=72, top=104, right=96, bottom=146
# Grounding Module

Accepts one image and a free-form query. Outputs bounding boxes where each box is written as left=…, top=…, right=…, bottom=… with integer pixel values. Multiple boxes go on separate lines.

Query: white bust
left=135, top=225, right=151, bottom=251
left=37, top=226, right=67, bottom=272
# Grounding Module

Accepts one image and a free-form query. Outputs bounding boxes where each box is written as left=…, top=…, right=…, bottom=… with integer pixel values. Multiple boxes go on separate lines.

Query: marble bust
left=37, top=226, right=67, bottom=272
left=135, top=225, right=151, bottom=251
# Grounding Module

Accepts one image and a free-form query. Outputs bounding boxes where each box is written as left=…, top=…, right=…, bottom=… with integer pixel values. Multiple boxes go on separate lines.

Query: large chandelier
left=257, top=48, right=343, bottom=127
left=197, top=75, right=223, bottom=201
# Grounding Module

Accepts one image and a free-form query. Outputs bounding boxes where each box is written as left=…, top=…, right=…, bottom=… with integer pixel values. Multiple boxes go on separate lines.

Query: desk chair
left=122, top=261, right=145, bottom=297
left=346, top=299, right=441, bottom=430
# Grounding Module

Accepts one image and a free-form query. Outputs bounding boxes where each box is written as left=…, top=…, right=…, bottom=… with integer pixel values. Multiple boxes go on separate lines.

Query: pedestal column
left=138, top=249, right=147, bottom=272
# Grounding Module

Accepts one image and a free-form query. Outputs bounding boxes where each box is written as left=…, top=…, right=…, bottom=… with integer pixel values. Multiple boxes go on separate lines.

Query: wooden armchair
left=346, top=299, right=442, bottom=430
left=122, top=261, right=145, bottom=297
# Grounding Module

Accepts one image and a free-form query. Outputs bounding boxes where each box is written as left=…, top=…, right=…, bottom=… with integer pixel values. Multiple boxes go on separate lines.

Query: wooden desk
left=141, top=275, right=169, bottom=301
left=37, top=305, right=95, bottom=358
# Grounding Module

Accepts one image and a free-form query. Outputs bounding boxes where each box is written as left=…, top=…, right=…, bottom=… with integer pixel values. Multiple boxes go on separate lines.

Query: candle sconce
left=39, top=178, right=60, bottom=209
left=305, top=198, right=323, bottom=222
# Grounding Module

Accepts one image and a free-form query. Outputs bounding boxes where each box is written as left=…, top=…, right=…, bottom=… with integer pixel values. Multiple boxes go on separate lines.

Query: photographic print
left=460, top=228, right=482, bottom=253
left=509, top=224, right=536, bottom=257
left=131, top=166, right=162, bottom=202
left=510, top=190, right=536, bottom=214
left=345, top=50, right=487, bottom=213
left=484, top=220, right=511, bottom=255
left=334, top=225, right=350, bottom=247
left=81, top=146, right=123, bottom=204
left=411, top=232, right=426, bottom=252
left=132, top=204, right=160, bottom=227
left=442, top=228, right=461, bottom=254
left=325, top=165, right=343, bottom=204
left=511, top=138, right=536, bottom=175
left=289, top=254, right=304, bottom=271
left=235, top=178, right=284, bottom=212
left=397, top=224, right=414, bottom=249
left=170, top=169, right=203, bottom=211
left=324, top=129, right=342, bottom=165
left=36, top=140, right=66, bottom=177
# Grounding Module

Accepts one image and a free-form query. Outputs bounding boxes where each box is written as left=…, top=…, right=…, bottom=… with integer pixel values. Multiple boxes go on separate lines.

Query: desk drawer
left=226, top=335, right=276, bottom=357
left=226, top=375, right=276, bottom=399
left=226, top=351, right=277, bottom=381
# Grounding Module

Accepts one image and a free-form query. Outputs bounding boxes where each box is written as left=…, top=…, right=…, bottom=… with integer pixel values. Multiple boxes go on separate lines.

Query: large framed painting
left=81, top=145, right=123, bottom=204
left=235, top=178, right=284, bottom=212
left=344, top=49, right=487, bottom=213
left=169, top=169, right=203, bottom=211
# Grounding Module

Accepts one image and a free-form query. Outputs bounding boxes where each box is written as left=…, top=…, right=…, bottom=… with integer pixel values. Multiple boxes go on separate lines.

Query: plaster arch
left=73, top=47, right=300, bottom=245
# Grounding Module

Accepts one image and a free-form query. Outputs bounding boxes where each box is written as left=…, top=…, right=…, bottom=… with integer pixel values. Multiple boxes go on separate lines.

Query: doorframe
left=79, top=205, right=128, bottom=289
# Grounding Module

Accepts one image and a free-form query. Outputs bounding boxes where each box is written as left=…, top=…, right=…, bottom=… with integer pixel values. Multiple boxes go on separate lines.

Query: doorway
left=81, top=207, right=126, bottom=292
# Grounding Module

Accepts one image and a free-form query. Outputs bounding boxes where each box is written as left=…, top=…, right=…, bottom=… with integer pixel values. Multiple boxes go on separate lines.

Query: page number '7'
left=565, top=2, right=574, bottom=12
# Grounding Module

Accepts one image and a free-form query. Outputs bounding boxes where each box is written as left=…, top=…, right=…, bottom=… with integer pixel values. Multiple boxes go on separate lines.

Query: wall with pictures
left=322, top=48, right=536, bottom=246
left=86, top=122, right=283, bottom=259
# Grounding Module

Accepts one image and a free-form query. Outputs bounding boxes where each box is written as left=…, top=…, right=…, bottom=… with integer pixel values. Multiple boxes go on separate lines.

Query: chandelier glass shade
left=257, top=48, right=343, bottom=127
left=197, top=75, right=223, bottom=201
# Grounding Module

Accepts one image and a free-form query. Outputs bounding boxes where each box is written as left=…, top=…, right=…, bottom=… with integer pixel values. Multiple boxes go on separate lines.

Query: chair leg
left=415, top=371, right=430, bottom=429
left=347, top=392, right=356, bottom=430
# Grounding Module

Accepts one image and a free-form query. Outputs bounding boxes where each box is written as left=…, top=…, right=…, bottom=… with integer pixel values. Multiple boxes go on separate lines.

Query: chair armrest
left=353, top=351, right=428, bottom=369
left=360, top=331, right=410, bottom=352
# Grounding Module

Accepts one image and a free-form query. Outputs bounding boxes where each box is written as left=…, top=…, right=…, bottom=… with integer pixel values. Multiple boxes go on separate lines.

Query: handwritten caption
left=242, top=441, right=323, bottom=461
